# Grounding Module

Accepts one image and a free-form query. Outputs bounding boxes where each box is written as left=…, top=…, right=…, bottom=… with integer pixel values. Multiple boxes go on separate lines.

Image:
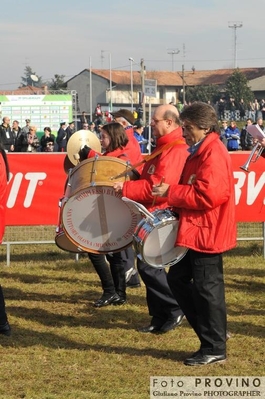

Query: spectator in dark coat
left=56, top=122, right=67, bottom=152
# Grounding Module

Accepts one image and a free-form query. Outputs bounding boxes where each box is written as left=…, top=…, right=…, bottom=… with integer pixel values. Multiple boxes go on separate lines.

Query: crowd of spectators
left=0, top=118, right=77, bottom=153
left=214, top=97, right=265, bottom=122
left=3, top=98, right=262, bottom=154
left=219, top=117, right=264, bottom=151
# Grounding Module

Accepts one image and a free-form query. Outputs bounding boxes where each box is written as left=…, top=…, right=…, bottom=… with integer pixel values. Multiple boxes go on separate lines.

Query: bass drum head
left=140, top=219, right=187, bottom=268
left=62, top=186, right=141, bottom=253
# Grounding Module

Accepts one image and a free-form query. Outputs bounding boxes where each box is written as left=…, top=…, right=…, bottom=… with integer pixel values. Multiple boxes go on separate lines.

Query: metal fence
left=1, top=223, right=265, bottom=266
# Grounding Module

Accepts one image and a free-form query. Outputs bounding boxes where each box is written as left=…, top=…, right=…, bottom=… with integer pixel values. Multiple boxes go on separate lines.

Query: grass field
left=0, top=240, right=264, bottom=399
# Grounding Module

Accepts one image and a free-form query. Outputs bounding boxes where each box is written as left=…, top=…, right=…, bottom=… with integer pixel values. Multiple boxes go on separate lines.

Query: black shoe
left=93, top=293, right=120, bottom=308
left=184, top=351, right=226, bottom=366
left=158, top=315, right=185, bottom=334
left=112, top=297, right=127, bottom=306
left=126, top=283, right=141, bottom=289
left=0, top=321, right=11, bottom=336
left=137, top=324, right=161, bottom=333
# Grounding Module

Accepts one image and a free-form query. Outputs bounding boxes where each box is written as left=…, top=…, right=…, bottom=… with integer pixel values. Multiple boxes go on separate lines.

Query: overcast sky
left=1, top=0, right=264, bottom=90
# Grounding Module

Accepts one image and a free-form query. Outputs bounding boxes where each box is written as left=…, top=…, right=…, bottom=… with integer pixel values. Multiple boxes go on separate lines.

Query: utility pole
left=228, top=21, right=243, bottom=68
left=89, top=56, right=92, bottom=122
left=101, top=50, right=112, bottom=110
left=100, top=50, right=105, bottom=69
left=182, top=65, right=185, bottom=105
left=129, top=57, right=134, bottom=112
left=167, top=48, right=180, bottom=71
left=140, top=58, right=146, bottom=124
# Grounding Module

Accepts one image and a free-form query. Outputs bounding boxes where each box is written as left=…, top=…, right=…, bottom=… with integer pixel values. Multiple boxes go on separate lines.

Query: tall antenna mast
left=228, top=21, right=243, bottom=68
left=167, top=48, right=180, bottom=71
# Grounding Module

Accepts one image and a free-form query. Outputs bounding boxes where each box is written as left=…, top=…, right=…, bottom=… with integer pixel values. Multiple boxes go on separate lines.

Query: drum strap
left=110, top=139, right=185, bottom=180
left=117, top=153, right=141, bottom=179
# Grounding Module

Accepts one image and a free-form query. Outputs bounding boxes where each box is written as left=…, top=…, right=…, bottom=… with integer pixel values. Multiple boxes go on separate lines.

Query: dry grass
left=0, top=241, right=264, bottom=399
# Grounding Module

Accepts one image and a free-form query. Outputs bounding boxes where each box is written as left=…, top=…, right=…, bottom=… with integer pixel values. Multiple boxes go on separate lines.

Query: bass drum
left=55, top=197, right=84, bottom=254
left=62, top=156, right=141, bottom=253
left=133, top=209, right=187, bottom=268
left=55, top=179, right=84, bottom=254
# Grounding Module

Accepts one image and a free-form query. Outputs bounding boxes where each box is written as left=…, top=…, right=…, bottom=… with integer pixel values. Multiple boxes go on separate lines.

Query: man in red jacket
left=114, top=104, right=189, bottom=334
left=152, top=102, right=236, bottom=365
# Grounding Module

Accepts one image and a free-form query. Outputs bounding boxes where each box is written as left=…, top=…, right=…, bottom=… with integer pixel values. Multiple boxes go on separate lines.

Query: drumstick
left=151, top=177, right=165, bottom=207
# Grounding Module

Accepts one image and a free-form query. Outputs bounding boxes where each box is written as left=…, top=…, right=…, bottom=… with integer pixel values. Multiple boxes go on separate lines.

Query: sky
left=1, top=0, right=265, bottom=90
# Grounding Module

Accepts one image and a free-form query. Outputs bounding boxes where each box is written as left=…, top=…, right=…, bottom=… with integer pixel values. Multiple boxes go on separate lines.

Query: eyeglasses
left=151, top=118, right=166, bottom=124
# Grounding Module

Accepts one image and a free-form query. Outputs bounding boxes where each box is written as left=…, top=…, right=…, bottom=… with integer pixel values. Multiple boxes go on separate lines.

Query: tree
left=48, top=74, right=67, bottom=90
left=185, top=84, right=221, bottom=104
left=224, top=68, right=254, bottom=104
left=20, top=66, right=43, bottom=87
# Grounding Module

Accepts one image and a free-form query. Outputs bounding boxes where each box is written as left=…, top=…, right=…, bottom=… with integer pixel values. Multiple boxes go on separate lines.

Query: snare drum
left=62, top=156, right=141, bottom=253
left=133, top=209, right=187, bottom=268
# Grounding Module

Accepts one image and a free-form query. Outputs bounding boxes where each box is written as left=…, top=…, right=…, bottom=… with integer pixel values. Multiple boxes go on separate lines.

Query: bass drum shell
left=133, top=209, right=187, bottom=268
left=55, top=193, right=84, bottom=254
left=66, top=156, right=137, bottom=197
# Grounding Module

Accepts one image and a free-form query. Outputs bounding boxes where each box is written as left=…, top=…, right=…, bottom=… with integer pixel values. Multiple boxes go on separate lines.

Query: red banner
left=231, top=152, right=265, bottom=222
left=6, top=153, right=67, bottom=225
left=5, top=152, right=265, bottom=225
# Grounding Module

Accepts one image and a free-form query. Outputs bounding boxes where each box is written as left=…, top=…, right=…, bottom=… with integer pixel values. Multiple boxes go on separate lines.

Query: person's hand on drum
left=113, top=182, right=124, bottom=193
left=78, top=145, right=91, bottom=161
left=152, top=182, right=170, bottom=197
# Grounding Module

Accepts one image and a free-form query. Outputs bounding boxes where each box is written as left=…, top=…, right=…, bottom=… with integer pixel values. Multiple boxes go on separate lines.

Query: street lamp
left=129, top=57, right=134, bottom=112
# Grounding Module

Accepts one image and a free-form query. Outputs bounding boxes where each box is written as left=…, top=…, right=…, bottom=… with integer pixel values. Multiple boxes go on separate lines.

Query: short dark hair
left=180, top=101, right=220, bottom=134
left=44, top=127, right=51, bottom=133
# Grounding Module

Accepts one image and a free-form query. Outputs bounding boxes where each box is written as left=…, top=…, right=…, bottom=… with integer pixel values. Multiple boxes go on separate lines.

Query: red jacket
left=88, top=127, right=143, bottom=170
left=0, top=154, right=7, bottom=243
left=122, top=127, right=189, bottom=213
left=168, top=132, right=237, bottom=253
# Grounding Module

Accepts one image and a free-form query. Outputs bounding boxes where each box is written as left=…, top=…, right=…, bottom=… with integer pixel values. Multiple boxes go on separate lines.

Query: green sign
left=0, top=94, right=72, bottom=135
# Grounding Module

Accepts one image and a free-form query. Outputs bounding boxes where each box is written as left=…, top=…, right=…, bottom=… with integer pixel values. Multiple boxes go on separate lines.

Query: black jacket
left=0, top=124, right=15, bottom=152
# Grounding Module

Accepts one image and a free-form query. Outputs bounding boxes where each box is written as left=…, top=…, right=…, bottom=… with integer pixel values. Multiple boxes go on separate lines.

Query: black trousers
left=0, top=285, right=8, bottom=325
left=137, top=258, right=183, bottom=326
left=88, top=252, right=127, bottom=299
left=167, top=250, right=226, bottom=355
